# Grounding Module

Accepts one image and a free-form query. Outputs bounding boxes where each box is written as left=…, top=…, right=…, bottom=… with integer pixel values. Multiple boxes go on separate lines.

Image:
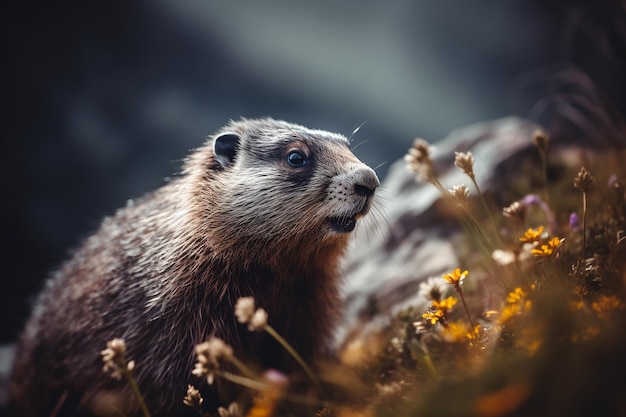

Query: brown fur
left=9, top=118, right=379, bottom=416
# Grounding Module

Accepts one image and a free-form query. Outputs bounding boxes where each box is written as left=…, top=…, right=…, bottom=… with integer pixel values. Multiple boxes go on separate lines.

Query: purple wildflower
left=569, top=213, right=580, bottom=232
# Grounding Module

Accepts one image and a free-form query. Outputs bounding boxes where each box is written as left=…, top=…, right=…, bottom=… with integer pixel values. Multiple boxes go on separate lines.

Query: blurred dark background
left=2, top=0, right=625, bottom=343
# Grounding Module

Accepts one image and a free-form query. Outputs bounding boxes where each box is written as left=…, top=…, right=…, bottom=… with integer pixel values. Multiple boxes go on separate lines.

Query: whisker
left=348, top=120, right=368, bottom=143
left=372, top=161, right=388, bottom=172
left=351, top=138, right=371, bottom=151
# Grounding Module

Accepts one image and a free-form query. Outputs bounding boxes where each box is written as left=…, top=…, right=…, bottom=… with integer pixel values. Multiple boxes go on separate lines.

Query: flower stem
left=122, top=368, right=151, bottom=417
left=408, top=339, right=439, bottom=381
left=469, top=176, right=503, bottom=245
left=228, top=355, right=259, bottom=382
left=214, top=370, right=335, bottom=408
left=420, top=353, right=439, bottom=381
left=540, top=150, right=550, bottom=205
left=581, top=191, right=588, bottom=259
left=264, top=325, right=324, bottom=395
left=456, top=285, right=476, bottom=330
left=432, top=175, right=495, bottom=255
left=215, top=369, right=272, bottom=391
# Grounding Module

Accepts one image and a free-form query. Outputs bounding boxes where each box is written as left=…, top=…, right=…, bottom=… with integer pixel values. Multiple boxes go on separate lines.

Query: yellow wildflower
left=592, top=295, right=622, bottom=320
left=422, top=309, right=444, bottom=325
left=531, top=244, right=552, bottom=256
left=442, top=321, right=481, bottom=343
left=473, top=383, right=531, bottom=417
left=531, top=237, right=563, bottom=256
left=246, top=370, right=287, bottom=417
left=499, top=287, right=533, bottom=325
left=592, top=295, right=621, bottom=311
left=569, top=300, right=585, bottom=311
left=443, top=268, right=468, bottom=287
left=524, top=338, right=543, bottom=356
left=422, top=296, right=458, bottom=326
left=572, top=326, right=601, bottom=343
left=548, top=237, right=563, bottom=248
left=506, top=287, right=527, bottom=304
left=519, top=226, right=544, bottom=243
left=432, top=296, right=458, bottom=312
left=499, top=304, right=522, bottom=325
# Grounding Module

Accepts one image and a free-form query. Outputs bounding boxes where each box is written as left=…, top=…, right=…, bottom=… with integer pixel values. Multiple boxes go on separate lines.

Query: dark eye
left=287, top=151, right=307, bottom=167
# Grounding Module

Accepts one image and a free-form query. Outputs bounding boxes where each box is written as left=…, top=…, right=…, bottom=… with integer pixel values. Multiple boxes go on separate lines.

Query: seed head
left=454, top=151, right=475, bottom=179
left=405, top=138, right=435, bottom=182
left=235, top=297, right=256, bottom=324
left=448, top=184, right=470, bottom=208
left=532, top=129, right=549, bottom=152
left=101, top=338, right=134, bottom=380
left=218, top=402, right=242, bottom=417
left=183, top=385, right=204, bottom=410
left=502, top=201, right=526, bottom=223
left=574, top=167, right=595, bottom=192
left=192, top=337, right=234, bottom=384
left=249, top=308, right=268, bottom=331
left=101, top=338, right=126, bottom=363
left=235, top=297, right=269, bottom=331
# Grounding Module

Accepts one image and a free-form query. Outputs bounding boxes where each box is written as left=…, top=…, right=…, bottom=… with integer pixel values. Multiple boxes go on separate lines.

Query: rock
left=338, top=116, right=542, bottom=346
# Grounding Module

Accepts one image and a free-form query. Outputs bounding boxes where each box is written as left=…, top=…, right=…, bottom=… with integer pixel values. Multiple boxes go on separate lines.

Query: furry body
left=9, top=118, right=379, bottom=416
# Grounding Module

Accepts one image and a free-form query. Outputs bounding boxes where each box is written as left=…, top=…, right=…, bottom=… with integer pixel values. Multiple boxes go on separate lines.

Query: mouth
left=326, top=215, right=358, bottom=233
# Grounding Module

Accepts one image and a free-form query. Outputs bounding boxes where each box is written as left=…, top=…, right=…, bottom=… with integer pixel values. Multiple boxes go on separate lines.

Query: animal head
left=184, top=118, right=379, bottom=262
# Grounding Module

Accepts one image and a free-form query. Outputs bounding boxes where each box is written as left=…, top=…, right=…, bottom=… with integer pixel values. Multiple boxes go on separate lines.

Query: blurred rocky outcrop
left=338, top=117, right=541, bottom=347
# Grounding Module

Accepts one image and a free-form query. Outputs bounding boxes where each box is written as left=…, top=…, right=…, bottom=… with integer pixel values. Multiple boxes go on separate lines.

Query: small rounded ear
left=213, top=133, right=241, bottom=168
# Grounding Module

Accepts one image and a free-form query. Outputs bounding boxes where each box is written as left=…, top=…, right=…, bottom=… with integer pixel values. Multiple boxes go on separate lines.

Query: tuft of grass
left=360, top=134, right=626, bottom=417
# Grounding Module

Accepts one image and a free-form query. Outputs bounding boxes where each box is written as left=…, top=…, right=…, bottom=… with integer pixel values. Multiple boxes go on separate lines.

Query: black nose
left=353, top=166, right=380, bottom=197
left=354, top=183, right=376, bottom=197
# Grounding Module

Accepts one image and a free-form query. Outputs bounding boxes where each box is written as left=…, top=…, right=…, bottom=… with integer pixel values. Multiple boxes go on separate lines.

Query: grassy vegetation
left=353, top=130, right=626, bottom=417
left=103, top=129, right=626, bottom=417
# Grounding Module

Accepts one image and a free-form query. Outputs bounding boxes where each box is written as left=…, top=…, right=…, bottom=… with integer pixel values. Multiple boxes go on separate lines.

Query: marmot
left=9, top=118, right=379, bottom=416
